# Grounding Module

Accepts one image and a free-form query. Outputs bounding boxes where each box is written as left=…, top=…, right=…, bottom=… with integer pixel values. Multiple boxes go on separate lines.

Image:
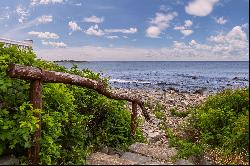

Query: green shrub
left=186, top=88, right=249, bottom=153
left=169, top=107, right=190, bottom=118
left=0, top=45, right=144, bottom=164
left=167, top=88, right=249, bottom=164
left=165, top=128, right=203, bottom=159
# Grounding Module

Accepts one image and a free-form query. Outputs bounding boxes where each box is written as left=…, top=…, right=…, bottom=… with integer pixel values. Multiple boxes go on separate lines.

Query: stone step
left=0, top=155, right=19, bottom=165
left=86, top=152, right=136, bottom=165
left=121, top=152, right=167, bottom=165
left=129, top=143, right=177, bottom=162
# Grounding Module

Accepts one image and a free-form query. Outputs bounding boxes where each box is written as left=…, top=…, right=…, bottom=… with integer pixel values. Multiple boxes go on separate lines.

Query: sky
left=0, top=0, right=249, bottom=61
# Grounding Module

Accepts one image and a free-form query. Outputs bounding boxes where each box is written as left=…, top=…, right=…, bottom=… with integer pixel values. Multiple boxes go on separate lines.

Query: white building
left=0, top=38, right=33, bottom=49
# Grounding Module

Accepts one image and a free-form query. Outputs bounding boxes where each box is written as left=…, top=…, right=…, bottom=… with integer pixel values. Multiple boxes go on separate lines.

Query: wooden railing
left=7, top=64, right=150, bottom=165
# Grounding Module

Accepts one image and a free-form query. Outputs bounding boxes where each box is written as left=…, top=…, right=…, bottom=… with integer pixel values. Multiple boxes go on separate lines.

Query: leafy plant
left=152, top=102, right=165, bottom=119
left=166, top=88, right=249, bottom=164
left=169, top=107, right=190, bottom=118
left=0, top=45, right=145, bottom=164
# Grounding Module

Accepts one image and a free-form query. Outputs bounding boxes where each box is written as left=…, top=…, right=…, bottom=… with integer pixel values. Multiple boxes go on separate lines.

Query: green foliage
left=166, top=88, right=249, bottom=163
left=152, top=102, right=165, bottom=119
left=169, top=107, right=190, bottom=118
left=165, top=128, right=203, bottom=159
left=186, top=88, right=249, bottom=152
left=0, top=45, right=145, bottom=164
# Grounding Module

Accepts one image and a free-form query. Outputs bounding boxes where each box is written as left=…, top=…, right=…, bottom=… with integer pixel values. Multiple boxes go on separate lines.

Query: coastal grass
left=165, top=88, right=249, bottom=165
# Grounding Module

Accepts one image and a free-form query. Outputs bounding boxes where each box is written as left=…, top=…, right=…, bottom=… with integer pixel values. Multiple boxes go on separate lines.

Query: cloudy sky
left=0, top=0, right=249, bottom=61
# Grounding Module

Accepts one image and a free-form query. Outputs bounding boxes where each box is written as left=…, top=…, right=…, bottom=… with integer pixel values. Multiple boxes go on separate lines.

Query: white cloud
left=104, top=28, right=137, bottom=34
left=184, top=20, right=193, bottom=27
left=174, top=20, right=194, bottom=36
left=208, top=26, right=248, bottom=43
left=30, top=0, right=64, bottom=5
left=42, top=41, right=67, bottom=47
left=3, top=15, right=55, bottom=38
left=37, top=15, right=53, bottom=23
left=241, top=23, right=249, bottom=29
left=16, top=5, right=30, bottom=23
left=68, top=21, right=82, bottom=35
left=28, top=31, right=59, bottom=39
left=146, top=26, right=161, bottom=38
left=185, top=0, right=219, bottom=16
left=159, top=5, right=171, bottom=12
left=206, top=26, right=249, bottom=56
left=36, top=26, right=248, bottom=61
left=146, top=11, right=177, bottom=38
left=0, top=13, right=10, bottom=21
left=215, top=16, right=227, bottom=24
left=150, top=12, right=178, bottom=29
left=83, top=25, right=137, bottom=37
left=181, top=29, right=193, bottom=36
left=174, top=26, right=185, bottom=30
left=84, top=24, right=105, bottom=36
left=106, top=35, right=119, bottom=39
left=189, top=39, right=198, bottom=45
left=83, top=15, right=104, bottom=24
left=8, top=15, right=52, bottom=31
left=0, top=6, right=11, bottom=21
left=75, top=3, right=82, bottom=6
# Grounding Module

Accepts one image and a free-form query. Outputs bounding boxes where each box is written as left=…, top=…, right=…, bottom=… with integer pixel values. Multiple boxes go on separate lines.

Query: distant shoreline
left=54, top=60, right=88, bottom=63
left=54, top=60, right=249, bottom=62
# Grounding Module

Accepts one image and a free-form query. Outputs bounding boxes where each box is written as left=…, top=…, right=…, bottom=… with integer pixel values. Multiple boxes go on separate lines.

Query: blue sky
left=0, top=0, right=249, bottom=61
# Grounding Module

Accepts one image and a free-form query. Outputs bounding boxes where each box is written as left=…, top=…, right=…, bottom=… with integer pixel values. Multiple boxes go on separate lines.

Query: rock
left=143, top=161, right=169, bottom=165
left=0, top=155, right=19, bottom=165
left=99, top=145, right=123, bottom=156
left=175, top=159, right=193, bottom=165
left=232, top=77, right=239, bottom=80
left=121, top=152, right=153, bottom=164
left=232, top=77, right=248, bottom=81
left=121, top=152, right=169, bottom=165
left=199, top=155, right=213, bottom=165
left=129, top=143, right=177, bottom=161
left=194, top=88, right=206, bottom=95
left=168, top=87, right=179, bottom=92
left=181, top=100, right=189, bottom=106
left=86, top=152, right=136, bottom=165
left=148, top=133, right=165, bottom=144
left=191, top=76, right=198, bottom=80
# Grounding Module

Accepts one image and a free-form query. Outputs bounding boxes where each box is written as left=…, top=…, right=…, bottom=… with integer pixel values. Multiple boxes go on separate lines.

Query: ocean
left=56, top=61, right=249, bottom=93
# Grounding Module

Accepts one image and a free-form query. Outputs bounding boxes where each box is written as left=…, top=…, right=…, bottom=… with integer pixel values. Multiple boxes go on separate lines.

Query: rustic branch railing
left=7, top=63, right=150, bottom=165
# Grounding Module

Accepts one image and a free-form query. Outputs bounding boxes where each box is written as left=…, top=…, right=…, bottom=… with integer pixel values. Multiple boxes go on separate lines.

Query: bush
left=169, top=107, right=190, bottom=118
left=0, top=45, right=144, bottom=164
left=167, top=88, right=249, bottom=164
left=187, top=88, right=249, bottom=152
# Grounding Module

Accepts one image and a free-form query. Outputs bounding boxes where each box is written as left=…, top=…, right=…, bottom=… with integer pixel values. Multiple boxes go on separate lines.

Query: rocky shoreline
left=113, top=87, right=208, bottom=143
left=111, top=87, right=211, bottom=164
left=111, top=87, right=249, bottom=165
left=89, top=87, right=248, bottom=165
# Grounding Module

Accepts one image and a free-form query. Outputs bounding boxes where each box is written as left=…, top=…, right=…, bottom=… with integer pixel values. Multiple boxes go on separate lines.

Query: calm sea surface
left=57, top=61, right=249, bottom=93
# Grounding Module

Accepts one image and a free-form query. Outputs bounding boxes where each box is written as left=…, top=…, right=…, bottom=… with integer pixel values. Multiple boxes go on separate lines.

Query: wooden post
left=131, top=102, right=138, bottom=137
left=28, top=80, right=42, bottom=165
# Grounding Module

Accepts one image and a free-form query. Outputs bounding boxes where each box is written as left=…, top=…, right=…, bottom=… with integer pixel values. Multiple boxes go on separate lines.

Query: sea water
left=57, top=61, right=249, bottom=93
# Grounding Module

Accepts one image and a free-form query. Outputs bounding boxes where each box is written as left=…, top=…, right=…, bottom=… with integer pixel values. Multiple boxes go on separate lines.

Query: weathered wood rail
left=7, top=63, right=150, bottom=165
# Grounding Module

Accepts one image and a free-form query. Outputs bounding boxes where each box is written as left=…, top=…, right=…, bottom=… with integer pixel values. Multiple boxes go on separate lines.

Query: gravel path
left=87, top=88, right=210, bottom=165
